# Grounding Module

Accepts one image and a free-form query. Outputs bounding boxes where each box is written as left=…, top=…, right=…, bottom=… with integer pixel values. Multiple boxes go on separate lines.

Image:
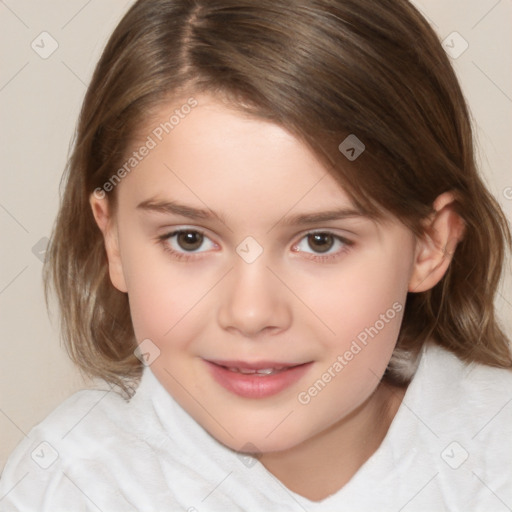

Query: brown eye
left=307, top=233, right=334, bottom=253
left=176, top=231, right=204, bottom=251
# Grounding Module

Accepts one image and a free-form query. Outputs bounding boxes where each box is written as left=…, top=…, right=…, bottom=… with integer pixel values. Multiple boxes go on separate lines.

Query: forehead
left=117, top=93, right=377, bottom=228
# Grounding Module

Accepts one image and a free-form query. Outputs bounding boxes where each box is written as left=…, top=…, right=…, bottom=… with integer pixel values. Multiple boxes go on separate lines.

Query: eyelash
left=157, top=229, right=213, bottom=262
left=157, top=229, right=354, bottom=263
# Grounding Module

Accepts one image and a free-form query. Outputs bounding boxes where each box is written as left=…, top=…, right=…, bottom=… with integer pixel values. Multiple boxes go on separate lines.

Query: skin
left=90, top=93, right=464, bottom=500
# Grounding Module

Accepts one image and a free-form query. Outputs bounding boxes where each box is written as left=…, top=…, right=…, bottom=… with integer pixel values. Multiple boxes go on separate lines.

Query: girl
left=1, top=0, right=511, bottom=510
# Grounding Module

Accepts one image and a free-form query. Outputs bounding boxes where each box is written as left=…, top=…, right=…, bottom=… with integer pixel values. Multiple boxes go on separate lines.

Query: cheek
left=119, top=239, right=209, bottom=344
left=295, top=243, right=411, bottom=352
left=293, top=259, right=409, bottom=431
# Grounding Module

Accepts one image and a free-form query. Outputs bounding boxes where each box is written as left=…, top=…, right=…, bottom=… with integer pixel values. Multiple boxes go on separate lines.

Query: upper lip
left=205, top=359, right=308, bottom=370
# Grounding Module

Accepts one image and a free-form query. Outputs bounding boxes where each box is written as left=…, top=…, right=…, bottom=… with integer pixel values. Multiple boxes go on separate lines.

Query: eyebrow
left=137, top=198, right=226, bottom=223
left=136, top=198, right=366, bottom=226
left=279, top=208, right=366, bottom=225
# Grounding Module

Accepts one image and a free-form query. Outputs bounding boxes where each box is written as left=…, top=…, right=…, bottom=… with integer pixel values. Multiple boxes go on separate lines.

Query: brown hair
left=45, top=0, right=512, bottom=394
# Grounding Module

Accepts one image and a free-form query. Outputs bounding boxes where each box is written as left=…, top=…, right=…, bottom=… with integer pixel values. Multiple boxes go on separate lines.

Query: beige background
left=1, top=0, right=511, bottom=470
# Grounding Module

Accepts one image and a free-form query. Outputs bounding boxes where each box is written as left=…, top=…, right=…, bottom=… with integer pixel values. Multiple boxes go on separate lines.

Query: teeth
left=226, top=367, right=285, bottom=375
left=255, top=368, right=275, bottom=375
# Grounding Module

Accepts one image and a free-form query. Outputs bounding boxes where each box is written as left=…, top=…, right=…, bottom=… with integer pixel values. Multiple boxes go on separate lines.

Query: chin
left=204, top=416, right=314, bottom=455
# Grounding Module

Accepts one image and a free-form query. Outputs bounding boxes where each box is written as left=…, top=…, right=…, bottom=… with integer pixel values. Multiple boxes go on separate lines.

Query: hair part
left=45, top=0, right=512, bottom=395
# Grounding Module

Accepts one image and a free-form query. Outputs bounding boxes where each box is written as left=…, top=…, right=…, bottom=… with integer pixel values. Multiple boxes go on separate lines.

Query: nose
left=217, top=259, right=293, bottom=338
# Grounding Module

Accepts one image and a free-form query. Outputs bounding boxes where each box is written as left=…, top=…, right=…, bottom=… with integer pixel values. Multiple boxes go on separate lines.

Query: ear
left=89, top=192, right=128, bottom=293
left=408, top=191, right=466, bottom=293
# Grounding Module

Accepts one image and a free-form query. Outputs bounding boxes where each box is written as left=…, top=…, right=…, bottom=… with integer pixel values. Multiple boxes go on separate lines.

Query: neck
left=259, top=380, right=407, bottom=501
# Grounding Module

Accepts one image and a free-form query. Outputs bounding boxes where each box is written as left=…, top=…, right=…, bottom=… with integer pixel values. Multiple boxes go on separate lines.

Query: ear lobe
left=89, top=193, right=128, bottom=293
left=408, top=192, right=465, bottom=293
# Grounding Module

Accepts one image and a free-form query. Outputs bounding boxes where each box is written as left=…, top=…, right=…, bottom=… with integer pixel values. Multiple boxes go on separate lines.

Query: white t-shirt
left=1, top=343, right=511, bottom=512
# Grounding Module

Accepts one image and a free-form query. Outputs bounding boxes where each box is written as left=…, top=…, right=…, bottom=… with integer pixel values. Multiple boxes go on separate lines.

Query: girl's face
left=96, top=94, right=421, bottom=453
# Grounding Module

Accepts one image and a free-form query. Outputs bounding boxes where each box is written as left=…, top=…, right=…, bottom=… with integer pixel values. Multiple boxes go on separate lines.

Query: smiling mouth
left=204, top=360, right=313, bottom=398
left=207, top=360, right=307, bottom=374
left=222, top=365, right=294, bottom=375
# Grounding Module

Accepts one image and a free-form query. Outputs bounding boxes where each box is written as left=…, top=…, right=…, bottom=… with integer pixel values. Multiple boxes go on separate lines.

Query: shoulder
left=406, top=342, right=512, bottom=442
left=346, top=343, right=512, bottom=510
left=417, top=342, right=512, bottom=422
left=0, top=384, right=138, bottom=511
left=0, top=369, right=244, bottom=511
left=20, top=383, right=134, bottom=454
left=394, top=342, right=512, bottom=507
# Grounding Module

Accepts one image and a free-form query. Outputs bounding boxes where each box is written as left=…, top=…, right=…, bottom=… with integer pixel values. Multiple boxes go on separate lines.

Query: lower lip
left=204, top=361, right=312, bottom=399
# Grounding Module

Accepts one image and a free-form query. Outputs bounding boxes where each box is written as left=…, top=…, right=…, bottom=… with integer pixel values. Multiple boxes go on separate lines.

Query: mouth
left=204, top=359, right=313, bottom=398
left=224, top=366, right=291, bottom=375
